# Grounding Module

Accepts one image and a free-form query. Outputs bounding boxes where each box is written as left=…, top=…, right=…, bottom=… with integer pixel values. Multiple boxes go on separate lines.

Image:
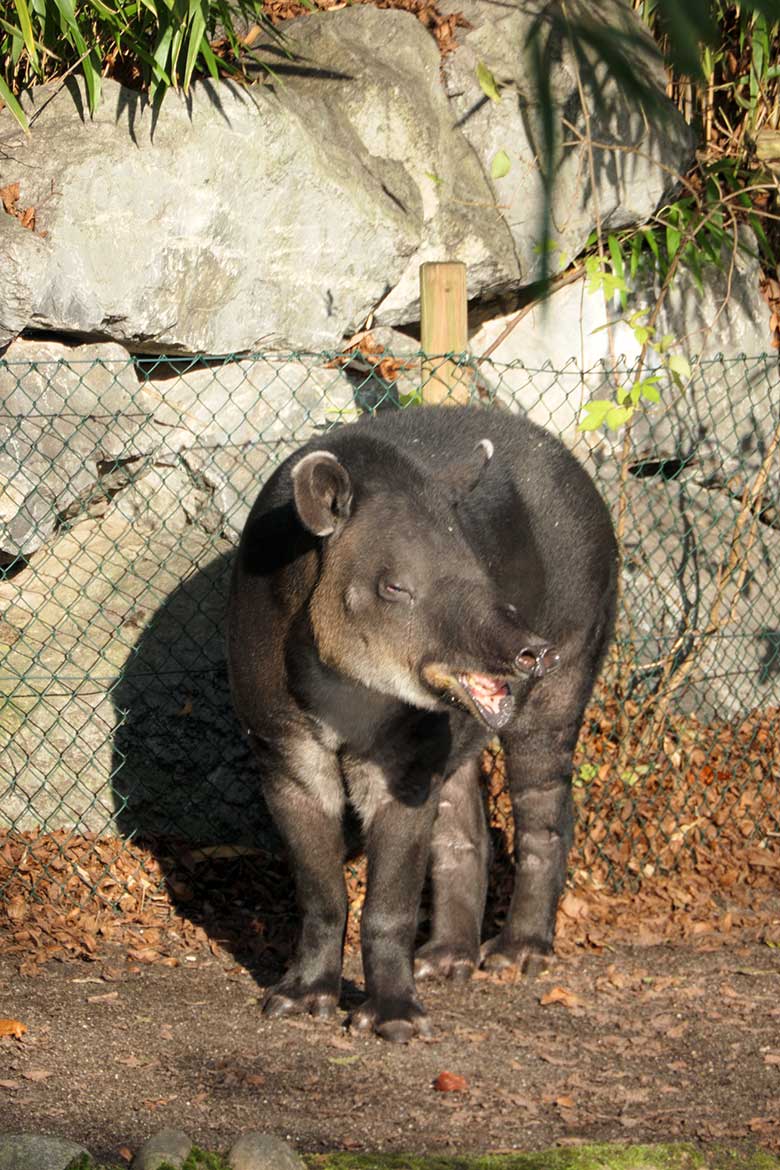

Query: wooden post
left=420, top=262, right=471, bottom=405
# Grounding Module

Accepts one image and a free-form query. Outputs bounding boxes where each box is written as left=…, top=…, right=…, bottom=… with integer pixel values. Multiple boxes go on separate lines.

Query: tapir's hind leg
left=415, top=756, right=490, bottom=982
left=481, top=638, right=602, bottom=974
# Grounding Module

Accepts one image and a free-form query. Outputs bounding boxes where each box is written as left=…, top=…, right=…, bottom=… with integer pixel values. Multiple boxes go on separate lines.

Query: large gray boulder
left=0, top=4, right=692, bottom=352
left=0, top=8, right=512, bottom=354
left=0, top=55, right=419, bottom=353
left=264, top=7, right=519, bottom=325
left=432, top=0, right=695, bottom=290
left=104, top=353, right=356, bottom=540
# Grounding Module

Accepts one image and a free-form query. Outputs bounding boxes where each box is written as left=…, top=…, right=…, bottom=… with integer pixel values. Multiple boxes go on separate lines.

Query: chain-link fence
left=1, top=348, right=778, bottom=931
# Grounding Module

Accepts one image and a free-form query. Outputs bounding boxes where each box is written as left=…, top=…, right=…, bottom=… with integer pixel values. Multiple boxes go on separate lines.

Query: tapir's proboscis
left=228, top=406, right=617, bottom=1042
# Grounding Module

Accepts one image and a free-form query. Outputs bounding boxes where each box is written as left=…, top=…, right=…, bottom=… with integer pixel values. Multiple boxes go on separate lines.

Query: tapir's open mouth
left=458, top=671, right=514, bottom=729
left=422, top=664, right=515, bottom=730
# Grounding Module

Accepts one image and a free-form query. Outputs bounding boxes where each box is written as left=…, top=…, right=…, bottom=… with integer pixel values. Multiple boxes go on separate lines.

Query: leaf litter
left=1, top=695, right=778, bottom=976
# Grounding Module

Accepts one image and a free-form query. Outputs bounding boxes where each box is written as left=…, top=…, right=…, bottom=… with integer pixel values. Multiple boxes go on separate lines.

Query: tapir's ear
left=441, top=438, right=494, bottom=500
left=292, top=451, right=353, bottom=537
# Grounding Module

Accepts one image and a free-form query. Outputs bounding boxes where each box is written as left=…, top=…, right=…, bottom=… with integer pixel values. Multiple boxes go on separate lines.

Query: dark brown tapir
left=228, top=405, right=617, bottom=1042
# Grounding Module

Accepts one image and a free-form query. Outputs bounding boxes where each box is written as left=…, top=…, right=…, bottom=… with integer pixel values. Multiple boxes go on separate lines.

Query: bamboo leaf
left=182, top=1, right=207, bottom=89
left=198, top=32, right=218, bottom=80
left=0, top=73, right=29, bottom=130
left=13, top=0, right=38, bottom=69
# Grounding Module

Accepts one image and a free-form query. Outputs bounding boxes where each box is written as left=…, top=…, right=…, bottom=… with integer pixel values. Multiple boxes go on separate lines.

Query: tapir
left=228, top=405, right=617, bottom=1041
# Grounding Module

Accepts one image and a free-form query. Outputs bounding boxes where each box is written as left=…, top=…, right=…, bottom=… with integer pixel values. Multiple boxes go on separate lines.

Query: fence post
left=420, top=261, right=470, bottom=405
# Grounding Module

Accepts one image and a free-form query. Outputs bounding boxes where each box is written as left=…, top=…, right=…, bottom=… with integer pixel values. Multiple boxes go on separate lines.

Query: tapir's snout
left=515, top=643, right=561, bottom=679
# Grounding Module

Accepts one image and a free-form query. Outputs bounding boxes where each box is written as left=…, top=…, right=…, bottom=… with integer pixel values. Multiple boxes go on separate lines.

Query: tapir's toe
left=262, top=984, right=340, bottom=1020
left=414, top=941, right=477, bottom=982
left=480, top=934, right=553, bottom=977
left=350, top=996, right=433, bottom=1043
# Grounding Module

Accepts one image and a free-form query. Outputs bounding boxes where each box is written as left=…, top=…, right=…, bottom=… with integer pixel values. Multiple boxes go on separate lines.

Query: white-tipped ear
left=292, top=450, right=353, bottom=537
left=477, top=438, right=494, bottom=462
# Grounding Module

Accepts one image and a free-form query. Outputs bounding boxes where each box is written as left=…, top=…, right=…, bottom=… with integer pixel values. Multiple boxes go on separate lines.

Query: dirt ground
left=1, top=937, right=779, bottom=1165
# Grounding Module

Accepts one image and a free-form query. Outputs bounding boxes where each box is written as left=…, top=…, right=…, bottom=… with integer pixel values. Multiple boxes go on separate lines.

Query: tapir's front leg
left=481, top=670, right=586, bottom=974
left=257, top=736, right=348, bottom=1019
left=347, top=762, right=441, bottom=1042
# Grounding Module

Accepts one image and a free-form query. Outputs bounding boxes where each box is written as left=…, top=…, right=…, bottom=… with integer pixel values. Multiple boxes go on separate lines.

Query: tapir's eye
left=378, top=577, right=413, bottom=603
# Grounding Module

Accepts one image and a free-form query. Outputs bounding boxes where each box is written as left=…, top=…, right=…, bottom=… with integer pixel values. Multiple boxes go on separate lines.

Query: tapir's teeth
left=459, top=672, right=510, bottom=715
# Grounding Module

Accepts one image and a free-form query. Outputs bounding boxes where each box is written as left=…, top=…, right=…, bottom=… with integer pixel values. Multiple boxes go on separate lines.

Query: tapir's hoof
left=480, top=934, right=553, bottom=977
left=349, top=996, right=433, bottom=1043
left=262, top=984, right=339, bottom=1021
left=414, top=941, right=477, bottom=982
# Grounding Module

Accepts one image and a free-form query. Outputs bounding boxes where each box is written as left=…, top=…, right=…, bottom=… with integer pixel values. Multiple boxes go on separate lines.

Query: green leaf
left=424, top=171, right=444, bottom=187
left=642, top=227, right=661, bottom=264
left=490, top=149, right=511, bottom=180
left=642, top=383, right=661, bottom=403
left=667, top=353, right=691, bottom=381
left=13, top=0, right=38, bottom=69
left=0, top=74, right=29, bottom=130
left=608, top=234, right=628, bottom=311
left=476, top=61, right=501, bottom=103
left=578, top=400, right=612, bottom=431
left=198, top=33, right=218, bottom=80
left=604, top=404, right=634, bottom=430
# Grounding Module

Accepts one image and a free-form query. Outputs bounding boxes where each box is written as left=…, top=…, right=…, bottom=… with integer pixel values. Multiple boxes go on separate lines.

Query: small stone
left=131, top=1128, right=192, bottom=1170
left=227, top=1132, right=307, bottom=1170
left=0, top=1133, right=90, bottom=1170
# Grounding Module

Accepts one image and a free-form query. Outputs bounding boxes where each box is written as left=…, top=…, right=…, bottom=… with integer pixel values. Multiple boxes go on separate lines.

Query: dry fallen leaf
left=0, top=1080, right=21, bottom=1091
left=117, top=1147, right=133, bottom=1164
left=540, top=986, right=581, bottom=1010
left=0, top=181, right=20, bottom=215
left=0, top=1019, right=27, bottom=1040
left=22, top=1069, right=52, bottom=1082
left=433, top=1070, right=469, bottom=1092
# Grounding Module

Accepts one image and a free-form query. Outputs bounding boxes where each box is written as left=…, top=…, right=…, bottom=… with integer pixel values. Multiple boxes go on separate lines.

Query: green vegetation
left=0, top=0, right=268, bottom=129
left=62, top=1145, right=780, bottom=1170
left=567, top=2, right=780, bottom=431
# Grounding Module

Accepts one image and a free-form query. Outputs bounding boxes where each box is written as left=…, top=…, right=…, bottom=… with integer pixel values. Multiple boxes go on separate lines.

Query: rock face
left=0, top=215, right=49, bottom=347
left=434, top=0, right=694, bottom=289
left=0, top=4, right=693, bottom=354
left=3, top=55, right=418, bottom=353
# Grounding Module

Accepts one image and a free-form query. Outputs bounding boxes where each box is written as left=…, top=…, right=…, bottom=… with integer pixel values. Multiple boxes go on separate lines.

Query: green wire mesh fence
left=0, top=347, right=778, bottom=932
